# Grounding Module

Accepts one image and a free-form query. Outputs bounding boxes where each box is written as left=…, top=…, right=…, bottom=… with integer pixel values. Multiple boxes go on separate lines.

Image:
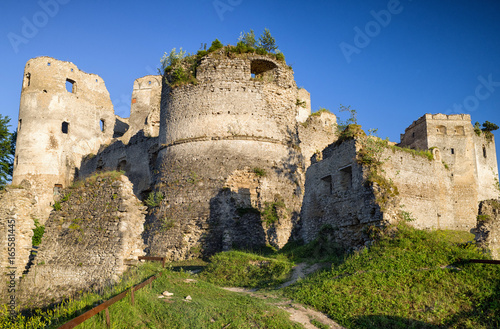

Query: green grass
left=283, top=223, right=500, bottom=328
left=2, top=261, right=300, bottom=329
left=201, top=250, right=294, bottom=288
left=6, top=224, right=499, bottom=328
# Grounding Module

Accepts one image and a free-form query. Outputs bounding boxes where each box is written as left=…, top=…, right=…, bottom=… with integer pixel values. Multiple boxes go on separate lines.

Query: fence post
left=130, top=287, right=135, bottom=306
left=105, top=308, right=110, bottom=328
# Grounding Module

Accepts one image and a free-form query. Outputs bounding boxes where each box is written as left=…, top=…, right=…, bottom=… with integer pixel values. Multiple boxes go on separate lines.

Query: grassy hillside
left=282, top=224, right=500, bottom=328
left=3, top=223, right=499, bottom=328
left=1, top=261, right=300, bottom=329
left=201, top=223, right=499, bottom=328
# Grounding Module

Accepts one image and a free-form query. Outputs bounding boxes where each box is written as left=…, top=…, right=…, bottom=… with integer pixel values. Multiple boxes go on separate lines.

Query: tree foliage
left=0, top=115, right=14, bottom=188
left=207, top=39, right=224, bottom=53
left=258, top=28, right=277, bottom=53
left=239, top=30, right=257, bottom=48
left=482, top=121, right=499, bottom=132
left=160, top=48, right=187, bottom=73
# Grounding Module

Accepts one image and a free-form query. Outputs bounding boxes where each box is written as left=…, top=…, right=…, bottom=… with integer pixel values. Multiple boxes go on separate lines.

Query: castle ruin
left=1, top=48, right=499, bottom=307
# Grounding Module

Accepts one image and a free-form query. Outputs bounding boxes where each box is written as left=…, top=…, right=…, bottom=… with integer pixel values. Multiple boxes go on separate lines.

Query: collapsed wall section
left=16, top=174, right=146, bottom=308
left=474, top=199, right=500, bottom=260
left=301, top=139, right=379, bottom=249
left=302, top=135, right=480, bottom=250
left=79, top=133, right=158, bottom=200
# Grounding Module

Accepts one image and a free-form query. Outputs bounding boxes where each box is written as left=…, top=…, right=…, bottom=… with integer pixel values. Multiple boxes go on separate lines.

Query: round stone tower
left=146, top=51, right=307, bottom=259
left=13, top=57, right=115, bottom=221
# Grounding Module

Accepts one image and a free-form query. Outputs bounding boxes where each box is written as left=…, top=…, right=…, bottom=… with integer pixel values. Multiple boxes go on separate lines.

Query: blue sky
left=1, top=0, right=500, bottom=148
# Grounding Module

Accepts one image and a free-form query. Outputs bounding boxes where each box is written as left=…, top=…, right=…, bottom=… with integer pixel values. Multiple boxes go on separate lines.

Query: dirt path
left=223, top=263, right=344, bottom=329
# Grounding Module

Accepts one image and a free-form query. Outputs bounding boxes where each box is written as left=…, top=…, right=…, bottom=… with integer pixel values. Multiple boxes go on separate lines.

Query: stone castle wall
left=474, top=199, right=500, bottom=260
left=121, top=75, right=162, bottom=143
left=302, top=132, right=489, bottom=249
left=79, top=133, right=158, bottom=200
left=301, top=139, right=378, bottom=248
left=13, top=57, right=115, bottom=222
left=0, top=188, right=36, bottom=304
left=145, top=53, right=307, bottom=259
left=16, top=174, right=145, bottom=308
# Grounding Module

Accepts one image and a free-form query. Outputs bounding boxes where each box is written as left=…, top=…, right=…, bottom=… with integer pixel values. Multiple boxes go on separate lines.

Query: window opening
left=65, top=79, right=76, bottom=93
left=100, top=119, right=105, bottom=132
left=451, top=148, right=455, bottom=155
left=117, top=159, right=127, bottom=172
left=62, top=121, right=69, bottom=134
left=412, top=132, right=415, bottom=138
left=18, top=119, right=22, bottom=131
left=71, top=68, right=73, bottom=72
left=340, top=166, right=353, bottom=191
left=321, top=175, right=333, bottom=194
left=24, top=73, right=31, bottom=87
left=47, top=62, right=51, bottom=66
left=483, top=146, right=487, bottom=158
left=148, top=80, right=151, bottom=85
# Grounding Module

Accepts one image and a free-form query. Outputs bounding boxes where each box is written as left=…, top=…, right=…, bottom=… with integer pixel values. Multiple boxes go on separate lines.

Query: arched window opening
left=250, top=59, right=278, bottom=82
left=117, top=159, right=127, bottom=172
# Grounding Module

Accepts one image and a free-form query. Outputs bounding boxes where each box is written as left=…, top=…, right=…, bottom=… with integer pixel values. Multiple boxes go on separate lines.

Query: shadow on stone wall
left=204, top=188, right=267, bottom=256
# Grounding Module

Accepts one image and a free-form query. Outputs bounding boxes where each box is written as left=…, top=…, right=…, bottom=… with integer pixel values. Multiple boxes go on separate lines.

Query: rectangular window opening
left=65, top=79, right=76, bottom=93
left=321, top=175, right=333, bottom=195
left=62, top=121, right=69, bottom=134
left=100, top=119, right=105, bottom=132
left=451, top=148, right=455, bottom=155
left=18, top=119, right=22, bottom=131
left=340, top=166, right=353, bottom=191
left=24, top=73, right=31, bottom=88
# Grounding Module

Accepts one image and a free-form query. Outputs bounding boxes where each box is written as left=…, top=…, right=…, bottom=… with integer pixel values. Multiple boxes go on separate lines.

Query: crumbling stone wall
left=474, top=199, right=500, bottom=260
left=17, top=174, right=145, bottom=308
left=121, top=75, right=162, bottom=143
left=298, top=111, right=338, bottom=168
left=302, top=133, right=483, bottom=249
left=301, top=139, right=380, bottom=249
left=0, top=187, right=36, bottom=304
left=145, top=53, right=305, bottom=260
left=13, top=57, right=115, bottom=222
left=79, top=132, right=158, bottom=199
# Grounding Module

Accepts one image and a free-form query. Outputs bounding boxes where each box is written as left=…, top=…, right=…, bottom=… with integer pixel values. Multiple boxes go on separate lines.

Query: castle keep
left=1, top=49, right=499, bottom=307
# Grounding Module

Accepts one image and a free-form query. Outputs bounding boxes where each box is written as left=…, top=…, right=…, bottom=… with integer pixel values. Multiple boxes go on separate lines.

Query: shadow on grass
left=444, top=267, right=500, bottom=328
left=352, top=315, right=443, bottom=329
left=171, top=265, right=206, bottom=273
